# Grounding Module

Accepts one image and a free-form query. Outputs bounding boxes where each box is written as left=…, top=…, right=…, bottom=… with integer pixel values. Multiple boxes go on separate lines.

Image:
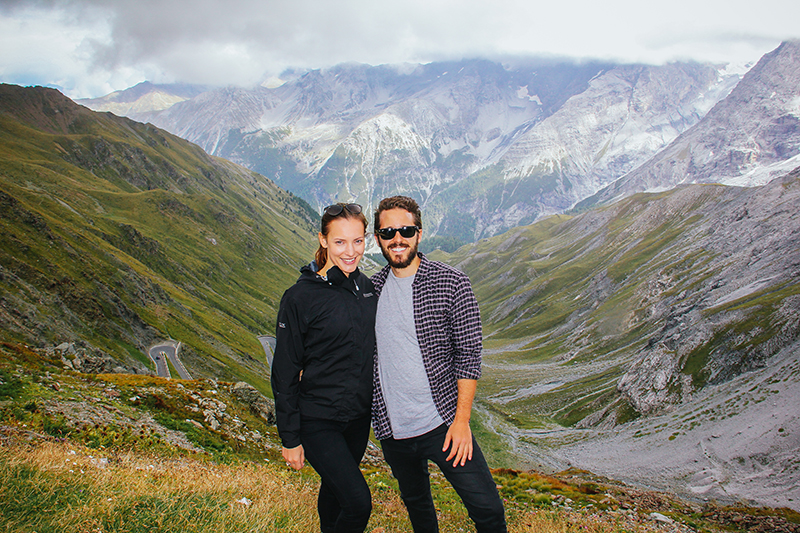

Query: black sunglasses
left=323, top=203, right=362, bottom=216
left=376, top=225, right=420, bottom=240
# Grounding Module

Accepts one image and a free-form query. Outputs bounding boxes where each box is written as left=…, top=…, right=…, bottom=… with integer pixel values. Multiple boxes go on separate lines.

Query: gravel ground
left=536, top=343, right=800, bottom=512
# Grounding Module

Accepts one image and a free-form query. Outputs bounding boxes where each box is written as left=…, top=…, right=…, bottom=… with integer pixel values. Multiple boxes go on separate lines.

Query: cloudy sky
left=1, top=0, right=798, bottom=99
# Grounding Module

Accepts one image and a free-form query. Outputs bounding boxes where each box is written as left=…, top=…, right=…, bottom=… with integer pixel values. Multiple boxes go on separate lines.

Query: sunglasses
left=376, top=225, right=420, bottom=240
left=323, top=203, right=362, bottom=216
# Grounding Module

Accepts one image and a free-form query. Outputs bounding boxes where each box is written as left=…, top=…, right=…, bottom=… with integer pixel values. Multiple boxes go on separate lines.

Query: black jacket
left=271, top=262, right=376, bottom=448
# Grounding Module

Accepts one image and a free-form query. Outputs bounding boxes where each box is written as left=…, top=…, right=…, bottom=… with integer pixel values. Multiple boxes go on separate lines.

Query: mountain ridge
left=1, top=83, right=318, bottom=394
left=578, top=40, right=800, bottom=210
left=79, top=56, right=748, bottom=242
left=5, top=81, right=800, bottom=511
left=435, top=167, right=800, bottom=509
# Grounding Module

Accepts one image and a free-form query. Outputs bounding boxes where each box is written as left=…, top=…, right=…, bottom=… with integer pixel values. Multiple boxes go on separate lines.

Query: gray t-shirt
left=376, top=271, right=444, bottom=439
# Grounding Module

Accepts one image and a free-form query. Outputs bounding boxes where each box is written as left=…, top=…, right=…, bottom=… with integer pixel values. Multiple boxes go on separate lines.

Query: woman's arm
left=271, top=292, right=306, bottom=449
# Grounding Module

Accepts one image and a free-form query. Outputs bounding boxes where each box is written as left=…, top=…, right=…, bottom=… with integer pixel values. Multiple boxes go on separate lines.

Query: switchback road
left=148, top=341, right=192, bottom=379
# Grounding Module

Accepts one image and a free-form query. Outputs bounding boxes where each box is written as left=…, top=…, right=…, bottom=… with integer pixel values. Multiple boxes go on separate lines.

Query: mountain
left=0, top=83, right=319, bottom=393
left=76, top=81, right=210, bottom=120
left=80, top=58, right=746, bottom=244
left=579, top=40, right=800, bottom=210
left=434, top=168, right=800, bottom=509
left=6, top=82, right=800, bottom=511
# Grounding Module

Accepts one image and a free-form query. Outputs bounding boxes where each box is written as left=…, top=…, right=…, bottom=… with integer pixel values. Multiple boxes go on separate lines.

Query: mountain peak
left=76, top=82, right=210, bottom=117
left=1, top=83, right=95, bottom=134
left=579, top=40, right=800, bottom=210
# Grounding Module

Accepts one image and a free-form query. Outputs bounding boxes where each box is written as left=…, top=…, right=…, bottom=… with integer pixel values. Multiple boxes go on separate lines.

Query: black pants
left=301, top=415, right=372, bottom=533
left=381, top=424, right=507, bottom=533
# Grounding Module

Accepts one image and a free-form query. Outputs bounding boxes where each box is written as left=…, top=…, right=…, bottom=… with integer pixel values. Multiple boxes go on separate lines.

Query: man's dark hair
left=374, top=196, right=423, bottom=233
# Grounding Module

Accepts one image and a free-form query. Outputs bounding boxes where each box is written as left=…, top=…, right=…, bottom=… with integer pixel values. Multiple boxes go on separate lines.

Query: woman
left=271, top=202, right=376, bottom=533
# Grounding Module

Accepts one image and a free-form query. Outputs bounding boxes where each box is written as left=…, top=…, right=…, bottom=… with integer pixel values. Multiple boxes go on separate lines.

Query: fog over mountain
left=79, top=43, right=799, bottom=248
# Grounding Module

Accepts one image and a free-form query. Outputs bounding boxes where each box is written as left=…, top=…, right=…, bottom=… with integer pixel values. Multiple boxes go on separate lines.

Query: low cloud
left=1, top=0, right=796, bottom=98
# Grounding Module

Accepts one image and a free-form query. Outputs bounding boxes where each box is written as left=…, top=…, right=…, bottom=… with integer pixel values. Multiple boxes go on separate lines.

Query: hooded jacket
left=271, top=262, right=376, bottom=448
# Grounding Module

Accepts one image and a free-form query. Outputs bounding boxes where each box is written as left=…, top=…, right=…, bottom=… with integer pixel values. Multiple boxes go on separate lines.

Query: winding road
left=257, top=335, right=276, bottom=367
left=148, top=341, right=192, bottom=379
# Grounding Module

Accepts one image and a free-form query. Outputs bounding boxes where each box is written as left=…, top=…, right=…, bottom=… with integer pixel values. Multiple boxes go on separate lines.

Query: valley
left=441, top=171, right=800, bottom=511
left=2, top=40, right=800, bottom=522
left=476, top=338, right=800, bottom=511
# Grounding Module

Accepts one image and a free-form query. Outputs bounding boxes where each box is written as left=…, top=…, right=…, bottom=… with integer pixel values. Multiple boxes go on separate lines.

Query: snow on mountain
left=582, top=40, right=800, bottom=209
left=495, top=63, right=741, bottom=208
left=80, top=56, right=763, bottom=242
left=433, top=62, right=744, bottom=240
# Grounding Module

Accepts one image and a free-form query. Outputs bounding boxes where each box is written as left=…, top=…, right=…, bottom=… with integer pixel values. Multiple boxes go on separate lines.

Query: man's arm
left=450, top=275, right=483, bottom=380
left=443, top=378, right=477, bottom=467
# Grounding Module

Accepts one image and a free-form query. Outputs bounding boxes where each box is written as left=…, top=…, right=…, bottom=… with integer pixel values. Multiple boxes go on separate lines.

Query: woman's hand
left=282, top=444, right=305, bottom=470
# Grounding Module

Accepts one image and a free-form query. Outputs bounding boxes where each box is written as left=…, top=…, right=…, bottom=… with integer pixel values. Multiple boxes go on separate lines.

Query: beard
left=379, top=238, right=419, bottom=269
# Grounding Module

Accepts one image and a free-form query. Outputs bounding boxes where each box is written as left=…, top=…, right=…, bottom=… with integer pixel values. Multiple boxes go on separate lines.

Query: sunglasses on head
left=376, top=225, right=420, bottom=240
left=323, top=203, right=362, bottom=216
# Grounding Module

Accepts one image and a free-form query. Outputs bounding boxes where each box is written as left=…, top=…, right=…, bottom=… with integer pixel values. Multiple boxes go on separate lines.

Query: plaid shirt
left=371, top=253, right=483, bottom=440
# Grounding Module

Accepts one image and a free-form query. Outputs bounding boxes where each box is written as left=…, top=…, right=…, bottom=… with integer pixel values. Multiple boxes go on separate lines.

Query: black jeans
left=381, top=424, right=507, bottom=533
left=301, top=415, right=372, bottom=533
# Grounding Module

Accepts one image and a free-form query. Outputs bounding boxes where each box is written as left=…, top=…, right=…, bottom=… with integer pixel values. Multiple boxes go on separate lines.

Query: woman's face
left=319, top=217, right=366, bottom=276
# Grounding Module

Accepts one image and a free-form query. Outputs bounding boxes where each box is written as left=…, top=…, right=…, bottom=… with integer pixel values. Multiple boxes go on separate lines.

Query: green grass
left=438, top=178, right=800, bottom=436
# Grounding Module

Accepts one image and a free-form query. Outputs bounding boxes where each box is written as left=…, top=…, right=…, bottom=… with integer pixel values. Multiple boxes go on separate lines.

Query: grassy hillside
left=0, top=84, right=319, bottom=394
left=4, top=342, right=797, bottom=532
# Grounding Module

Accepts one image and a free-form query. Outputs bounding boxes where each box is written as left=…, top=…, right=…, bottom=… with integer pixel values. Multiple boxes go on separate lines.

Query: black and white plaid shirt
left=371, top=253, right=483, bottom=440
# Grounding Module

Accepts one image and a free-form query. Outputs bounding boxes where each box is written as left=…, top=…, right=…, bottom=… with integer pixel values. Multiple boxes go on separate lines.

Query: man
left=371, top=195, right=507, bottom=533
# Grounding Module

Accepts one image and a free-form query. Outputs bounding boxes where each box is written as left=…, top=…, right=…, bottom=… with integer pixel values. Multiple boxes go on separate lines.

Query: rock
left=203, top=411, right=220, bottom=430
left=55, top=342, right=76, bottom=355
left=231, top=382, right=276, bottom=425
left=54, top=341, right=144, bottom=375
left=649, top=512, right=673, bottom=523
left=234, top=497, right=251, bottom=507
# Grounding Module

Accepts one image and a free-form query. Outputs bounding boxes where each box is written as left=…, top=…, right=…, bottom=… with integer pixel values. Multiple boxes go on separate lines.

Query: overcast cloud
left=1, top=0, right=798, bottom=98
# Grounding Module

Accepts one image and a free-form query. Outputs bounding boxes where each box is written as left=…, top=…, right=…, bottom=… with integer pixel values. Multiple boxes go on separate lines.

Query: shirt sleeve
left=450, top=273, right=483, bottom=380
left=270, top=291, right=306, bottom=448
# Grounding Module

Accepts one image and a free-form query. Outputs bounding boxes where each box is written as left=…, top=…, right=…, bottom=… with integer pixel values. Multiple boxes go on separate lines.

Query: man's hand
left=443, top=378, right=478, bottom=467
left=443, top=419, right=473, bottom=467
left=282, top=444, right=305, bottom=470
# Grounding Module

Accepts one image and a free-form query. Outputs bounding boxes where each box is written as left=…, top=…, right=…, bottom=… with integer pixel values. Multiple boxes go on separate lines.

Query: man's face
left=376, top=208, right=421, bottom=270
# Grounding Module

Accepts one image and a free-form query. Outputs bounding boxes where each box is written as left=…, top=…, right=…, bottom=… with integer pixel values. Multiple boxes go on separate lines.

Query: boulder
left=231, top=382, right=276, bottom=425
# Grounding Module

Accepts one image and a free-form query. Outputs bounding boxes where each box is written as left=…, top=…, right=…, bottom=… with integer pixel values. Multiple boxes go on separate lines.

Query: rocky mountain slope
left=580, top=40, right=800, bottom=209
left=0, top=83, right=318, bottom=393
left=436, top=167, right=800, bottom=509
left=80, top=57, right=746, bottom=244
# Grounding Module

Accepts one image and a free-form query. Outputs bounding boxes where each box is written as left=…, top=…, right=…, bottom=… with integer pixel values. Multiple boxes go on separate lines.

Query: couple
left=271, top=196, right=507, bottom=533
